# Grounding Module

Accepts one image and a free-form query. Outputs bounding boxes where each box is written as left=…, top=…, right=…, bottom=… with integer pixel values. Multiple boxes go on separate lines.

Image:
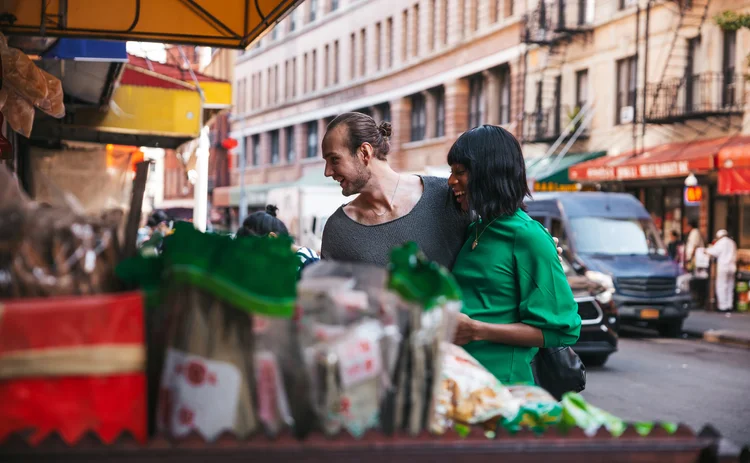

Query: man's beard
left=342, top=162, right=371, bottom=196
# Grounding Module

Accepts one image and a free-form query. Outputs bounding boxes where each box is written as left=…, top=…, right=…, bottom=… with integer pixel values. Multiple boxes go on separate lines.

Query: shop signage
left=684, top=186, right=703, bottom=205
left=570, top=159, right=710, bottom=182
left=533, top=182, right=580, bottom=192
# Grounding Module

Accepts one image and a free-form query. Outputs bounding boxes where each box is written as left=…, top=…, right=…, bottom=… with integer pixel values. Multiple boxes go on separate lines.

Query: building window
left=471, top=0, right=479, bottom=31
left=402, top=9, right=408, bottom=62
left=430, top=0, right=437, bottom=51
left=312, top=49, right=317, bottom=91
left=292, top=57, right=297, bottom=97
left=303, top=53, right=309, bottom=93
left=377, top=102, right=391, bottom=122
left=615, top=56, right=637, bottom=124
left=309, top=0, right=318, bottom=22
left=289, top=8, right=297, bottom=31
left=387, top=17, right=394, bottom=68
left=376, top=22, right=383, bottom=71
left=576, top=69, right=589, bottom=110
left=242, top=136, right=250, bottom=166
left=410, top=93, right=427, bottom=141
left=723, top=30, right=737, bottom=108
left=433, top=87, right=446, bottom=137
left=333, top=40, right=339, bottom=84
left=307, top=121, right=319, bottom=158
left=412, top=4, right=420, bottom=57
left=442, top=0, right=449, bottom=44
left=360, top=28, right=366, bottom=77
left=468, top=74, right=486, bottom=128
left=324, top=44, right=330, bottom=87
left=619, top=0, right=637, bottom=9
left=274, top=64, right=280, bottom=104
left=350, top=33, right=356, bottom=79
left=286, top=128, right=295, bottom=162
left=330, top=0, right=339, bottom=12
left=498, top=66, right=511, bottom=125
left=271, top=25, right=279, bottom=41
left=267, top=68, right=272, bottom=106
left=252, top=135, right=260, bottom=166
left=270, top=130, right=280, bottom=165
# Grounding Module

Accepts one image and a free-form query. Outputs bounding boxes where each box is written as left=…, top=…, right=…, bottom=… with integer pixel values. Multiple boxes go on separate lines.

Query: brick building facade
left=229, top=0, right=525, bottom=195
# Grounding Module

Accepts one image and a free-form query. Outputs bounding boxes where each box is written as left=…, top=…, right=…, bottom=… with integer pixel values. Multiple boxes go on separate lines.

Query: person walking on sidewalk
left=684, top=219, right=704, bottom=272
left=707, top=229, right=737, bottom=312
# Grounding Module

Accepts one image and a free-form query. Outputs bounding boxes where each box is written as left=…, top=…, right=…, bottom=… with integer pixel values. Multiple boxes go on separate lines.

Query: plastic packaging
left=501, top=385, right=563, bottom=433
left=0, top=165, right=124, bottom=299
left=2, top=87, right=35, bottom=138
left=559, top=392, right=626, bottom=437
left=432, top=343, right=520, bottom=434
left=35, top=69, right=66, bottom=118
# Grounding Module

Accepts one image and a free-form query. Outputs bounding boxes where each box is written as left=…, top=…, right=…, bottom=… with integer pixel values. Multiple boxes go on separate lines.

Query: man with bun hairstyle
left=320, top=112, right=561, bottom=270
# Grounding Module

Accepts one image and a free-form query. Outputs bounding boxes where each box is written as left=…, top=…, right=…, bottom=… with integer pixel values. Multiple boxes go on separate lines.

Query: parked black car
left=562, top=257, right=619, bottom=367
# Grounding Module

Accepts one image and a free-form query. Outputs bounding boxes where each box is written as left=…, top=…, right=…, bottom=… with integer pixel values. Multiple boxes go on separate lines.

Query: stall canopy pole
left=193, top=126, right=210, bottom=232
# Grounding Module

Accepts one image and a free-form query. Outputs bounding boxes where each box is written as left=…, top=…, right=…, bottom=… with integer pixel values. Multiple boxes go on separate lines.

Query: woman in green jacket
left=447, top=125, right=581, bottom=385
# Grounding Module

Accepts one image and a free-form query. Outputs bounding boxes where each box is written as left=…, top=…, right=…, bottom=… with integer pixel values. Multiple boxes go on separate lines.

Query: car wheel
left=581, top=353, right=610, bottom=367
left=657, top=320, right=684, bottom=338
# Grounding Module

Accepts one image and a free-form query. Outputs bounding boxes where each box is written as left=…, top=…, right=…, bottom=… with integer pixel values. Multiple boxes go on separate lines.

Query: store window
left=615, top=56, right=637, bottom=124
left=644, top=187, right=664, bottom=232
left=286, top=128, right=295, bottom=162
left=410, top=93, right=427, bottom=141
left=432, top=87, right=445, bottom=137
left=252, top=134, right=260, bottom=166
left=468, top=73, right=485, bottom=128
left=663, top=187, right=682, bottom=241
left=270, top=131, right=280, bottom=165
left=740, top=196, right=750, bottom=248
left=307, top=122, right=318, bottom=158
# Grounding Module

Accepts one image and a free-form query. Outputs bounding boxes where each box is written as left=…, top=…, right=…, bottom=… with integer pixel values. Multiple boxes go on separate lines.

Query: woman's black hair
left=237, top=205, right=289, bottom=237
left=447, top=125, right=530, bottom=220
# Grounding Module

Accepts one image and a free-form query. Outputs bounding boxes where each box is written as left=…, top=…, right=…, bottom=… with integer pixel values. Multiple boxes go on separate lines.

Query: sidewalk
left=683, top=311, right=750, bottom=348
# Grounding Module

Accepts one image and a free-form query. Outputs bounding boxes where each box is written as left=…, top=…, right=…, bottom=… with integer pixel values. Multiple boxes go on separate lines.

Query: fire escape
left=645, top=0, right=744, bottom=127
left=522, top=0, right=595, bottom=148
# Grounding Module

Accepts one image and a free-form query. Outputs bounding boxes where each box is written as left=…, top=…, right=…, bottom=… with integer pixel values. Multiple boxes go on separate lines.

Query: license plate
left=640, top=309, right=660, bottom=320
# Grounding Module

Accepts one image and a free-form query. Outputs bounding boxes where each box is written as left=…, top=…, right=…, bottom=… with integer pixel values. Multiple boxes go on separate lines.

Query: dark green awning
left=527, top=151, right=606, bottom=186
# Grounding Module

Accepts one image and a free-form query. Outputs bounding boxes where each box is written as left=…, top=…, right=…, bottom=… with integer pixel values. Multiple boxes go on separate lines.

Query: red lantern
left=221, top=137, right=238, bottom=150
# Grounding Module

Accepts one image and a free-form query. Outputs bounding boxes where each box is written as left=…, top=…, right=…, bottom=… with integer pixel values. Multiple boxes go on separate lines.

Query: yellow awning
left=1, top=0, right=301, bottom=49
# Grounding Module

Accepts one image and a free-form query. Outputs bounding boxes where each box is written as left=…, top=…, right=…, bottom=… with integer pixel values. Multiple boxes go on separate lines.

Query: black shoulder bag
left=530, top=346, right=586, bottom=401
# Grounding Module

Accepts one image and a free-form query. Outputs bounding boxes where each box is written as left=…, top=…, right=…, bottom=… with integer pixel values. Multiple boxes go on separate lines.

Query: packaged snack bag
left=501, top=385, right=563, bottom=433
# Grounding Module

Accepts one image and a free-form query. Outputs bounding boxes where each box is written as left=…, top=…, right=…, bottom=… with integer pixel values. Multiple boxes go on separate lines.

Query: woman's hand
left=454, top=313, right=479, bottom=345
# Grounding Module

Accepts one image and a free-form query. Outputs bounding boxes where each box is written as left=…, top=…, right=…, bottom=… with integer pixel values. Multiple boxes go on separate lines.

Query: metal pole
left=238, top=137, right=248, bottom=226
left=642, top=0, right=652, bottom=154
left=193, top=126, right=210, bottom=232
left=633, top=1, right=641, bottom=154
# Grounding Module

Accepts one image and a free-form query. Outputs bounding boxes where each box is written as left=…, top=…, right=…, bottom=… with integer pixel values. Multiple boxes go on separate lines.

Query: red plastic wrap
left=0, top=291, right=147, bottom=445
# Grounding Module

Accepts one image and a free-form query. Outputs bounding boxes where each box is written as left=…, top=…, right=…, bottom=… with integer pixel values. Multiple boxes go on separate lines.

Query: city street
left=583, top=332, right=750, bottom=447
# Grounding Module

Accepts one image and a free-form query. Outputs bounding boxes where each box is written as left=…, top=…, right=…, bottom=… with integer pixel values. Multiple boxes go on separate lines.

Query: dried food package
left=386, top=243, right=462, bottom=435
left=2, top=88, right=35, bottom=138
left=307, top=318, right=387, bottom=438
left=0, top=165, right=124, bottom=298
left=253, top=314, right=316, bottom=439
left=432, top=343, right=519, bottom=434
left=158, top=285, right=259, bottom=441
left=144, top=222, right=300, bottom=441
left=35, top=69, right=65, bottom=118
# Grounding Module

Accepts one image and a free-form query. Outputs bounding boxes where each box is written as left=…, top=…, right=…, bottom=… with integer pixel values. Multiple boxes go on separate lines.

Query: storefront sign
left=570, top=159, right=709, bottom=182
left=533, top=182, right=580, bottom=192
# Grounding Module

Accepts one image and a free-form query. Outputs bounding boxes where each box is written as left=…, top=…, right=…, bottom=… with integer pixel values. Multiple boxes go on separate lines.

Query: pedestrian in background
left=237, top=205, right=320, bottom=276
left=707, top=229, right=737, bottom=312
left=667, top=230, right=683, bottom=262
left=684, top=219, right=704, bottom=272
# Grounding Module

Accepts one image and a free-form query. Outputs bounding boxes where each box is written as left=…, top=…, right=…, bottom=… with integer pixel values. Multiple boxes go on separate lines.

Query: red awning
left=717, top=137, right=750, bottom=195
left=568, top=137, right=742, bottom=182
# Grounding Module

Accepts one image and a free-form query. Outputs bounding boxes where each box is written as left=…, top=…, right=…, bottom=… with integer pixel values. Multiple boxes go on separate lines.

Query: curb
left=701, top=329, right=750, bottom=349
